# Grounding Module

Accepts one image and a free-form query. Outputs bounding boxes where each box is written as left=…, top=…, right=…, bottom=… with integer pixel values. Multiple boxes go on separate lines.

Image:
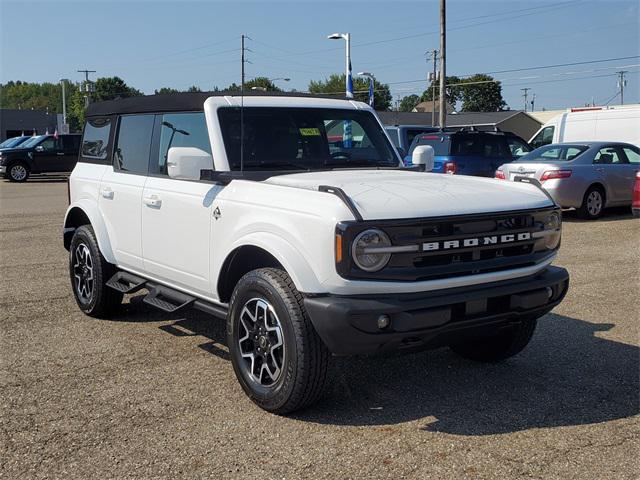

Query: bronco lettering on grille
left=422, top=232, right=532, bottom=251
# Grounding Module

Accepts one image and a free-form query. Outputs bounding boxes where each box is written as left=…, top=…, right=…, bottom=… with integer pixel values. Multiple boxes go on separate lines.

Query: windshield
left=20, top=135, right=46, bottom=148
left=218, top=107, right=399, bottom=171
left=519, top=144, right=588, bottom=162
left=0, top=136, right=28, bottom=148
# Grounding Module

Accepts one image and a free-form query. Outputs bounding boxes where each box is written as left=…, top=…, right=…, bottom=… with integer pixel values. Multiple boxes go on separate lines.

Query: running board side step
left=143, top=286, right=195, bottom=313
left=106, top=271, right=147, bottom=294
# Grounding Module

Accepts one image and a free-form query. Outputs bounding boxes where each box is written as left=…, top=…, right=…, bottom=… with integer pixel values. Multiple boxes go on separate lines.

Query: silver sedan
left=497, top=142, right=640, bottom=219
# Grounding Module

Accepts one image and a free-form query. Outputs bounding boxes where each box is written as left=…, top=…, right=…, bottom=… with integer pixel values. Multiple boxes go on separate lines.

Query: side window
left=38, top=137, right=58, bottom=152
left=482, top=136, right=511, bottom=158
left=622, top=147, right=640, bottom=164
left=565, top=147, right=584, bottom=160
left=114, top=115, right=155, bottom=174
left=531, top=126, right=554, bottom=148
left=593, top=147, right=626, bottom=165
left=151, top=112, right=211, bottom=175
left=81, top=118, right=111, bottom=160
left=506, top=137, right=531, bottom=158
left=452, top=135, right=482, bottom=156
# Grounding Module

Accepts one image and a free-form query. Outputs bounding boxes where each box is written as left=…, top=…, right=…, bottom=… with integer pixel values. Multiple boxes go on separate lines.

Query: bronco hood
left=264, top=170, right=553, bottom=220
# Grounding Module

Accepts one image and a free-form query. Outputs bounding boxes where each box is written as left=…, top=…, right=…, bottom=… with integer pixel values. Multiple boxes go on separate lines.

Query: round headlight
left=351, top=229, right=392, bottom=272
left=543, top=211, right=562, bottom=250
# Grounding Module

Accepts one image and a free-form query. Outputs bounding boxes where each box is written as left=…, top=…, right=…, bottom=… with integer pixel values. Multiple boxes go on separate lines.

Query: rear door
left=141, top=112, right=215, bottom=297
left=99, top=114, right=154, bottom=271
left=60, top=135, right=81, bottom=171
left=593, top=145, right=632, bottom=203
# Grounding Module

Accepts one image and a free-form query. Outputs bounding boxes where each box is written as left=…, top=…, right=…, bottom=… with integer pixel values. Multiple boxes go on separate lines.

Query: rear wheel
left=69, top=225, right=123, bottom=318
left=577, top=186, right=605, bottom=219
left=450, top=316, right=538, bottom=362
left=227, top=268, right=329, bottom=414
left=7, top=162, right=29, bottom=182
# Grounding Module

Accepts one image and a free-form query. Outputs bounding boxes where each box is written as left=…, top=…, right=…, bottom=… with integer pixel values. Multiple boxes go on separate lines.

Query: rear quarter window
left=81, top=118, right=111, bottom=161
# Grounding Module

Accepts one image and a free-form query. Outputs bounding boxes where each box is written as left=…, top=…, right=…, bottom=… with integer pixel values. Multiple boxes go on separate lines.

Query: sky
left=1, top=0, right=638, bottom=111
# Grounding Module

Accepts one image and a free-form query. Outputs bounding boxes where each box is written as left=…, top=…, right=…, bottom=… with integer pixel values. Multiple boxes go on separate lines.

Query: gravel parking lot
left=1, top=177, right=638, bottom=479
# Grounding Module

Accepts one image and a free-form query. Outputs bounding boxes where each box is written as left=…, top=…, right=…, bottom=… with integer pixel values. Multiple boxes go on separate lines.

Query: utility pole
left=438, top=0, right=446, bottom=129
left=531, top=93, right=536, bottom=112
left=241, top=34, right=246, bottom=93
left=521, top=88, right=530, bottom=112
left=617, top=71, right=628, bottom=105
left=77, top=69, right=96, bottom=107
left=426, top=50, right=438, bottom=126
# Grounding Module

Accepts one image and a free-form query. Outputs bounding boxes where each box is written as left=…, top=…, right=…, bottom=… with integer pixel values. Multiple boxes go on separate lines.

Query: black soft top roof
left=85, top=91, right=349, bottom=117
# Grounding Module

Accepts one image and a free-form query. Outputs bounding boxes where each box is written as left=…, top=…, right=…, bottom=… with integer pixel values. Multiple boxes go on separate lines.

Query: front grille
left=337, top=208, right=557, bottom=281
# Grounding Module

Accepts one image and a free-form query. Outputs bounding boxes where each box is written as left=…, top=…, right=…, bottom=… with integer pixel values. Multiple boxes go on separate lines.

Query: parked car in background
left=0, top=135, right=31, bottom=150
left=0, top=133, right=81, bottom=182
left=496, top=142, right=640, bottom=219
left=632, top=171, right=640, bottom=217
left=529, top=105, right=640, bottom=149
left=406, top=129, right=531, bottom=176
left=385, top=125, right=438, bottom=157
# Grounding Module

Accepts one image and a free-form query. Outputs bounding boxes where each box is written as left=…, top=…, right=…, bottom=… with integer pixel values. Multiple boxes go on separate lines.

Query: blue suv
left=405, top=129, right=531, bottom=177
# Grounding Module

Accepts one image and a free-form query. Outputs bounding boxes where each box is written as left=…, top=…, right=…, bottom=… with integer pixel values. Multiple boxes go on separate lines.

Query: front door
left=141, top=112, right=215, bottom=297
left=60, top=135, right=81, bottom=171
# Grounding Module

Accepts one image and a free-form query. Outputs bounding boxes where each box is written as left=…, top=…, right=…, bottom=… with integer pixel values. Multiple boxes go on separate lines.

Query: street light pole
left=328, top=33, right=353, bottom=98
left=438, top=0, right=446, bottom=129
left=59, top=79, right=68, bottom=126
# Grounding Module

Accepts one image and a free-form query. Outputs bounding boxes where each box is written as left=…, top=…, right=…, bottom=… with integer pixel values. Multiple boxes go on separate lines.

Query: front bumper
left=304, top=266, right=569, bottom=355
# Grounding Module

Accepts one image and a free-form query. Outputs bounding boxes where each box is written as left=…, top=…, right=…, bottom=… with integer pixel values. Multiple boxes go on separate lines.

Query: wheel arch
left=216, top=235, right=323, bottom=303
left=63, top=202, right=116, bottom=263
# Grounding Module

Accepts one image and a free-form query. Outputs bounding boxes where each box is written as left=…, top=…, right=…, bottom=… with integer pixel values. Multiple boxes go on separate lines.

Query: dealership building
left=0, top=109, right=59, bottom=141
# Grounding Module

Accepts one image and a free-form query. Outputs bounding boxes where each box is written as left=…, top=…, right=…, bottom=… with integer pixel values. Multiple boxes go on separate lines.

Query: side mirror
left=35, top=145, right=44, bottom=152
left=411, top=145, right=435, bottom=171
left=167, top=147, right=213, bottom=180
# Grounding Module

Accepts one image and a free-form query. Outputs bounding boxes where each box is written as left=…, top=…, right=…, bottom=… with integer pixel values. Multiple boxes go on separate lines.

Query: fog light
left=546, top=286, right=554, bottom=299
left=377, top=314, right=390, bottom=329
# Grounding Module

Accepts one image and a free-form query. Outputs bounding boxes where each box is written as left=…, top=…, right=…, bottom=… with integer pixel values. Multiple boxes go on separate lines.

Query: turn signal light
left=540, top=170, right=572, bottom=182
left=495, top=170, right=506, bottom=180
left=444, top=162, right=457, bottom=174
left=335, top=234, right=343, bottom=264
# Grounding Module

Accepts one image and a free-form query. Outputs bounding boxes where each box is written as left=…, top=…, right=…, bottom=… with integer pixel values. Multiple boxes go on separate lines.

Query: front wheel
left=69, top=225, right=123, bottom=318
left=227, top=268, right=329, bottom=414
left=7, top=162, right=29, bottom=182
left=450, top=317, right=538, bottom=362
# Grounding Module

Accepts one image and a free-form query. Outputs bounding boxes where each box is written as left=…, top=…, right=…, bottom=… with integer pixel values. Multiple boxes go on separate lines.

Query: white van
left=529, top=105, right=640, bottom=148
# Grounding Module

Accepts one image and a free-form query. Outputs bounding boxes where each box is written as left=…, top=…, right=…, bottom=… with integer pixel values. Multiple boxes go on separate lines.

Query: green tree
left=399, top=94, right=420, bottom=112
left=308, top=74, right=392, bottom=111
left=154, top=87, right=179, bottom=94
left=457, top=74, right=507, bottom=112
left=93, top=76, right=142, bottom=102
left=420, top=74, right=507, bottom=112
left=186, top=85, right=201, bottom=92
left=420, top=75, right=463, bottom=106
left=222, top=77, right=282, bottom=92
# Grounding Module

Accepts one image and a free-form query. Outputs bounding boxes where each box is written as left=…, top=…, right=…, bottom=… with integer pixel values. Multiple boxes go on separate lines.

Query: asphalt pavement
left=1, top=177, right=638, bottom=479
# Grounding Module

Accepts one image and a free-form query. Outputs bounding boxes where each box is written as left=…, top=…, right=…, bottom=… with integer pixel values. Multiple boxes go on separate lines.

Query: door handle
left=100, top=187, right=114, bottom=199
left=56, top=152, right=65, bottom=156
left=142, top=195, right=162, bottom=208
left=595, top=167, right=605, bottom=173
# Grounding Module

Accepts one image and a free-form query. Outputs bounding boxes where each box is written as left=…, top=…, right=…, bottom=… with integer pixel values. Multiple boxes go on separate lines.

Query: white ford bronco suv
left=64, top=92, right=569, bottom=413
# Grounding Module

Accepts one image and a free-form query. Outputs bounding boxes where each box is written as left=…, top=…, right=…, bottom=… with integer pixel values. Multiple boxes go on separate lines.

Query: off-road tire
left=69, top=225, right=123, bottom=318
left=227, top=268, right=330, bottom=414
left=450, top=316, right=538, bottom=362
left=7, top=162, right=29, bottom=182
left=577, top=185, right=605, bottom=220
